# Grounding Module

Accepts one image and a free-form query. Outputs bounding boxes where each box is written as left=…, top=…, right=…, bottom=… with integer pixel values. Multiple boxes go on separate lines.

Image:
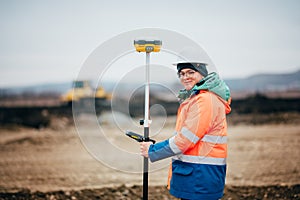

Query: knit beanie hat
left=177, top=62, right=208, bottom=77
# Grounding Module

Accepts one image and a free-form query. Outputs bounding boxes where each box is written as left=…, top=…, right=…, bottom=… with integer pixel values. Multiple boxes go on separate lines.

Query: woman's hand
left=140, top=142, right=152, bottom=158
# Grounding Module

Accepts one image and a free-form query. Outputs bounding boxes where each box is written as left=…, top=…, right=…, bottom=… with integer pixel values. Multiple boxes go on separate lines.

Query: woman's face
left=178, top=68, right=203, bottom=91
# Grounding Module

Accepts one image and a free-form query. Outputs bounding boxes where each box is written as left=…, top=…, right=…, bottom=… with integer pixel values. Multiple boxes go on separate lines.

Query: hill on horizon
left=225, top=69, right=300, bottom=92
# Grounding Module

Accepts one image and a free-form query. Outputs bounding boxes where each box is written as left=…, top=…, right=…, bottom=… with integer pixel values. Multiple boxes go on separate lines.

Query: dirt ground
left=0, top=115, right=299, bottom=199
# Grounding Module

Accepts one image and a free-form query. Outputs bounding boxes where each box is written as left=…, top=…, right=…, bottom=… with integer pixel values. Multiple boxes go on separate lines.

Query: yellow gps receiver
left=134, top=40, right=162, bottom=53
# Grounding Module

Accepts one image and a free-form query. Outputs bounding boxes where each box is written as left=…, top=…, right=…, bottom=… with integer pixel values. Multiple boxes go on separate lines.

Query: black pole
left=143, top=127, right=149, bottom=200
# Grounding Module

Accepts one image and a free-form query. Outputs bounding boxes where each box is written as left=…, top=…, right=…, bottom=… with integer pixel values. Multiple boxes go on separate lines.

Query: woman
left=140, top=61, right=231, bottom=200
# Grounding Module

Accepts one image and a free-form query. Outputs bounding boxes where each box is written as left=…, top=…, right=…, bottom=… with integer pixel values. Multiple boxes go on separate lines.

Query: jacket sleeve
left=148, top=139, right=179, bottom=162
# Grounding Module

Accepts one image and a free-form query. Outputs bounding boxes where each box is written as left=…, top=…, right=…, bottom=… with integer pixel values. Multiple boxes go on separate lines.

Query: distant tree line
left=230, top=93, right=300, bottom=114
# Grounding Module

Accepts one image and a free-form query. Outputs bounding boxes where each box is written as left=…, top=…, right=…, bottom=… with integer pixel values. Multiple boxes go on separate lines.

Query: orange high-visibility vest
left=148, top=90, right=231, bottom=199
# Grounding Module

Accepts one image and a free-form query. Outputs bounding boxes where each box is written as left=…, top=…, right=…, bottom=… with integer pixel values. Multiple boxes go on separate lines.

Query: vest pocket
left=173, top=164, right=193, bottom=175
left=171, top=161, right=194, bottom=192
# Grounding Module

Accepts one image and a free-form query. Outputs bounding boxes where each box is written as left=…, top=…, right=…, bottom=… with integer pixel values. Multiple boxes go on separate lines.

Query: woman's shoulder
left=192, top=90, right=211, bottom=100
left=186, top=90, right=212, bottom=106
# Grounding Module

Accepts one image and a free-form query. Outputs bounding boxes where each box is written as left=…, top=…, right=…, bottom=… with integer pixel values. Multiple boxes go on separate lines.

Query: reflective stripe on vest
left=173, top=155, right=226, bottom=165
left=181, top=127, right=200, bottom=144
left=180, top=127, right=227, bottom=145
left=201, top=134, right=227, bottom=144
left=170, top=127, right=227, bottom=156
left=169, top=136, right=182, bottom=154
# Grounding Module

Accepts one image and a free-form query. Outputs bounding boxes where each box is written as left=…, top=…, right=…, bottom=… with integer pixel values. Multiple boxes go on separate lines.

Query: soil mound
left=0, top=184, right=299, bottom=200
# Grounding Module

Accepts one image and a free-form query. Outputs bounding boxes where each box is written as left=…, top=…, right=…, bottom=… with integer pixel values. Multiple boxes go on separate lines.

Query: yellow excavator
left=61, top=80, right=111, bottom=107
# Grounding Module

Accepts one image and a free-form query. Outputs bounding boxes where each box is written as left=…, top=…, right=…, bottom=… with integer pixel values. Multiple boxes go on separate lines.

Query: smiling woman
left=140, top=46, right=232, bottom=199
left=178, top=68, right=203, bottom=91
left=176, top=62, right=208, bottom=91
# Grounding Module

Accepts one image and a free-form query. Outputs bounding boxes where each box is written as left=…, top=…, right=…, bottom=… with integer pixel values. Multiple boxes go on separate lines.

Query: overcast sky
left=1, top=0, right=300, bottom=87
